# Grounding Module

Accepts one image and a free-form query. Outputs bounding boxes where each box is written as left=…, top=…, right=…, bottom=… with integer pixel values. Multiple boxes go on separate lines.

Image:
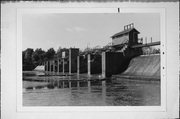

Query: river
left=23, top=71, right=160, bottom=106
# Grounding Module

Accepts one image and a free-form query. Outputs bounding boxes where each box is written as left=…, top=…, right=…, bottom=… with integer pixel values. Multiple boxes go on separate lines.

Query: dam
left=23, top=23, right=161, bottom=106
left=36, top=23, right=160, bottom=80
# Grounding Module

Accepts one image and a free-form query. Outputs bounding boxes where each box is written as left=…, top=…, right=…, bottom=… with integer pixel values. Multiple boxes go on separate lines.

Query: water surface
left=23, top=73, right=160, bottom=106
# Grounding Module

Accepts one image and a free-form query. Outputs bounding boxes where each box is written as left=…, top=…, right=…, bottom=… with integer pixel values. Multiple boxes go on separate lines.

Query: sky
left=22, top=13, right=160, bottom=51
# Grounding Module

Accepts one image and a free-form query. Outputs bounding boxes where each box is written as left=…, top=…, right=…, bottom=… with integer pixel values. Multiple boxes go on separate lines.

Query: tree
left=23, top=48, right=34, bottom=65
left=32, top=48, right=45, bottom=66
left=22, top=48, right=34, bottom=70
left=45, top=48, right=56, bottom=60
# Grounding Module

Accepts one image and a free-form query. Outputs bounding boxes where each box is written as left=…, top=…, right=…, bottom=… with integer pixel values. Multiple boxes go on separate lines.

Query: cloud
left=65, top=26, right=86, bottom=32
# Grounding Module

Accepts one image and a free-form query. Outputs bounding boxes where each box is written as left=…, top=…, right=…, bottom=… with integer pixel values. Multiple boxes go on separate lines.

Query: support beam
left=87, top=54, right=91, bottom=76
left=101, top=52, right=106, bottom=78
left=77, top=56, right=80, bottom=75
left=62, top=59, right=65, bottom=74
left=69, top=49, right=71, bottom=74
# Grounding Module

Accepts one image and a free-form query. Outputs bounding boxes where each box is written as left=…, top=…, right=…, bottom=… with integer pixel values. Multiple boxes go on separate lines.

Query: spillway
left=122, top=54, right=160, bottom=79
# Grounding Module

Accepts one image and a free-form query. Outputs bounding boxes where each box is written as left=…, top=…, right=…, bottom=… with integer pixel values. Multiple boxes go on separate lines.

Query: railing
left=131, top=41, right=160, bottom=48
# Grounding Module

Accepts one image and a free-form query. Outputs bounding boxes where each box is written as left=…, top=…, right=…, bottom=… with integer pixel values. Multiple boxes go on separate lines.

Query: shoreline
left=23, top=71, right=160, bottom=82
left=112, top=74, right=160, bottom=81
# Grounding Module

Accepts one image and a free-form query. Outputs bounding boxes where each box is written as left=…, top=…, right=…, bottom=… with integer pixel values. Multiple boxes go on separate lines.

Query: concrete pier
left=69, top=48, right=79, bottom=74
left=88, top=54, right=91, bottom=76
left=69, top=49, right=72, bottom=75
left=77, top=56, right=80, bottom=75
left=101, top=52, right=106, bottom=78
left=62, top=59, right=65, bottom=74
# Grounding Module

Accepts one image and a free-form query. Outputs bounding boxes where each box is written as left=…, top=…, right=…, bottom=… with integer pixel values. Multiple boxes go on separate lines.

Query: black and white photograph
left=1, top=1, right=179, bottom=119
left=22, top=12, right=161, bottom=106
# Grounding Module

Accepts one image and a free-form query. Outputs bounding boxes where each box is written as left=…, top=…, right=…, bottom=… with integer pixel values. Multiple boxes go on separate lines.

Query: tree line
left=22, top=47, right=69, bottom=71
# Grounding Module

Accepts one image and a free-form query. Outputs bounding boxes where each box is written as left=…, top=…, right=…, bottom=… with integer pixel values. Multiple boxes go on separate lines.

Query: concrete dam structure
left=122, top=54, right=160, bottom=79
left=40, top=23, right=160, bottom=80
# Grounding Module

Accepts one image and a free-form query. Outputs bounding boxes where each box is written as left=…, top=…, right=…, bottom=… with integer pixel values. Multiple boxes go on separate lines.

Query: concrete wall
left=64, top=58, right=69, bottom=72
left=69, top=48, right=79, bottom=73
left=102, top=52, right=132, bottom=77
left=58, top=60, right=63, bottom=72
left=79, top=55, right=88, bottom=73
left=90, top=54, right=102, bottom=74
left=122, top=55, right=160, bottom=79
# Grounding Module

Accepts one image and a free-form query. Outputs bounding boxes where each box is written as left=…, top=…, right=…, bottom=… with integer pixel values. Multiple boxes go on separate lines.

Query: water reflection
left=23, top=77, right=160, bottom=106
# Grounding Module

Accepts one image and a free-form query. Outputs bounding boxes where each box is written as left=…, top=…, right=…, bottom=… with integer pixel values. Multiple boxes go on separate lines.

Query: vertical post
left=69, top=49, right=71, bottom=75
left=77, top=56, right=80, bottom=75
left=62, top=58, right=65, bottom=74
left=101, top=52, right=106, bottom=78
left=145, top=37, right=147, bottom=44
left=87, top=54, right=91, bottom=76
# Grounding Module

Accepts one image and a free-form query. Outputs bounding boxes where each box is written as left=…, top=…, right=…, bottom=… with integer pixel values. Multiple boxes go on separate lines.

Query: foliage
left=23, top=48, right=34, bottom=65
left=142, top=47, right=160, bottom=55
left=45, top=48, right=56, bottom=60
left=22, top=48, right=34, bottom=70
left=23, top=48, right=56, bottom=70
left=32, top=48, right=45, bottom=66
